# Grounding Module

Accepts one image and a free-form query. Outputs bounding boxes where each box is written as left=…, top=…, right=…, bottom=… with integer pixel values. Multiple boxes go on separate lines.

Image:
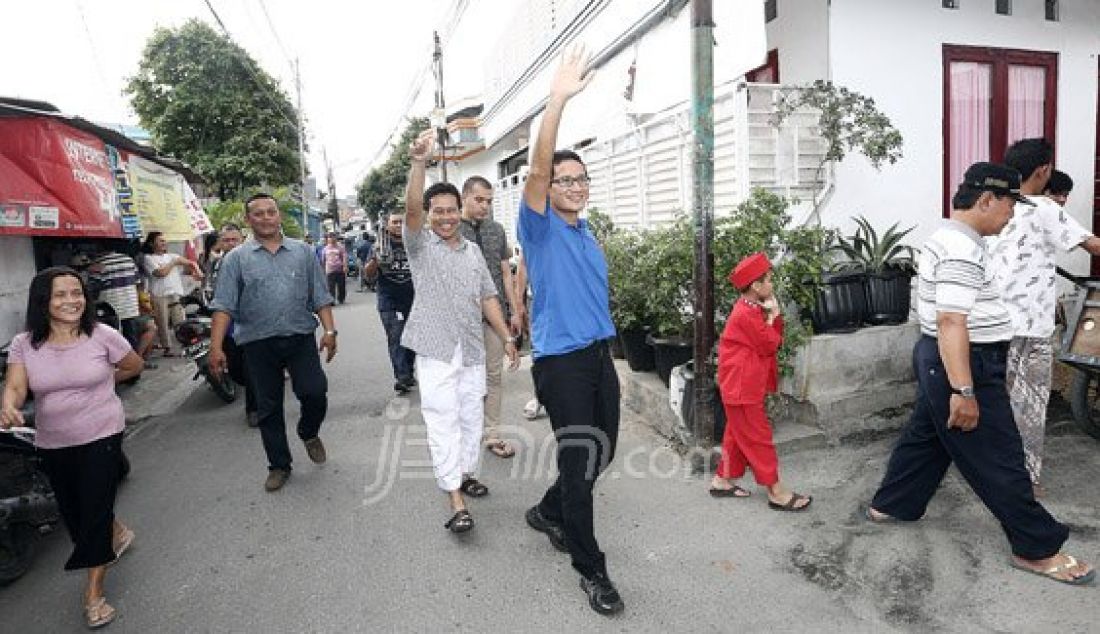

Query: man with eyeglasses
left=518, top=45, right=624, bottom=616
left=459, top=176, right=525, bottom=460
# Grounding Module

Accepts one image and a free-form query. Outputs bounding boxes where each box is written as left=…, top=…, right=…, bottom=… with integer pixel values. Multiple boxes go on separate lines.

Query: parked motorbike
left=174, top=302, right=237, bottom=404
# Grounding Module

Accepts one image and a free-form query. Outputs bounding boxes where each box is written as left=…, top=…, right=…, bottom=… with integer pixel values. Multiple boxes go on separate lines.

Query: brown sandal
left=486, top=440, right=515, bottom=459
left=85, top=597, right=117, bottom=629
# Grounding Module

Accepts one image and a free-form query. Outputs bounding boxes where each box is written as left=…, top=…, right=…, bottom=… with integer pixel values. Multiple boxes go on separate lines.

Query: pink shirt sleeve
left=6, top=332, right=28, bottom=364
left=93, top=324, right=133, bottom=363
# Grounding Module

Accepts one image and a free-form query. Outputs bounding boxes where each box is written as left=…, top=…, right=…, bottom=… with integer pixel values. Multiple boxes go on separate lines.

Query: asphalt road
left=2, top=288, right=1098, bottom=632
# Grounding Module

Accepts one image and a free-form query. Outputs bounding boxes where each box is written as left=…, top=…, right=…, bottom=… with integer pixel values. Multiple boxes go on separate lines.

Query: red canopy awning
left=0, top=117, right=125, bottom=238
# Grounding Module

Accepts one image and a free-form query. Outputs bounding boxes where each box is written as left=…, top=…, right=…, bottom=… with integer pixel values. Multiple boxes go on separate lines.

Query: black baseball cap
left=960, top=162, right=1034, bottom=206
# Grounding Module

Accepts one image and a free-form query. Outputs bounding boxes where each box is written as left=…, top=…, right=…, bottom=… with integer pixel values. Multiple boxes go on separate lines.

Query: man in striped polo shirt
left=867, top=162, right=1094, bottom=586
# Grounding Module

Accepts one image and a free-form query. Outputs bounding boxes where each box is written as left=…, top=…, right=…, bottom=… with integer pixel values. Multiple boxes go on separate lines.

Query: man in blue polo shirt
left=518, top=45, right=623, bottom=616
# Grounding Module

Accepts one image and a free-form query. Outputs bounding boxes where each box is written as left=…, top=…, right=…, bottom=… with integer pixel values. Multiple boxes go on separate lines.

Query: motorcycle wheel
left=1069, top=369, right=1100, bottom=441
left=0, top=524, right=37, bottom=585
left=208, top=372, right=238, bottom=404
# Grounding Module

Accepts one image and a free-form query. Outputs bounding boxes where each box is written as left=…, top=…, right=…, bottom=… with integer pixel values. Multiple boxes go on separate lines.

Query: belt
left=921, top=335, right=1008, bottom=352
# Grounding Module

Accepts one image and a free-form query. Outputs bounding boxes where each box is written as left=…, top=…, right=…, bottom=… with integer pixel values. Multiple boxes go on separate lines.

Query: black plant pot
left=864, top=269, right=913, bottom=325
left=678, top=360, right=728, bottom=442
left=619, top=329, right=655, bottom=372
left=648, top=335, right=694, bottom=386
left=609, top=333, right=625, bottom=359
left=811, top=272, right=868, bottom=334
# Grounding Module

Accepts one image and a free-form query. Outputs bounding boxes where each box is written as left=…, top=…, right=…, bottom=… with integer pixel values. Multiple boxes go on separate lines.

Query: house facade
left=434, top=0, right=1099, bottom=276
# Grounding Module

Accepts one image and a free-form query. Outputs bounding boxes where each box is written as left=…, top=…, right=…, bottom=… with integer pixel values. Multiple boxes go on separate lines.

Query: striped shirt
left=917, top=220, right=1012, bottom=343
left=400, top=226, right=498, bottom=366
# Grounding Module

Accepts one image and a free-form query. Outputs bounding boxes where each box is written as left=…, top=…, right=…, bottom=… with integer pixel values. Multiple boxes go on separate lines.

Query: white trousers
left=416, top=342, right=487, bottom=492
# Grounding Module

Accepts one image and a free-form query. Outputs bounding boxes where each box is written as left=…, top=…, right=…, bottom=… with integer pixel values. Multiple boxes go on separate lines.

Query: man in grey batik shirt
left=401, top=130, right=518, bottom=535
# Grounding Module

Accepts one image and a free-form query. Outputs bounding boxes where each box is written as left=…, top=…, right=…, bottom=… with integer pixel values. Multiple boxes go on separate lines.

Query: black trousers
left=871, top=336, right=1068, bottom=560
left=244, top=334, right=328, bottom=471
left=39, top=432, right=123, bottom=570
left=327, top=271, right=347, bottom=304
left=534, top=339, right=620, bottom=578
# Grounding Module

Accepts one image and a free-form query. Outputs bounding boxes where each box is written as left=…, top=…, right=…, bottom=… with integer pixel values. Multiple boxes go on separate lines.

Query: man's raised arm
left=404, top=129, right=435, bottom=233
left=523, top=45, right=595, bottom=214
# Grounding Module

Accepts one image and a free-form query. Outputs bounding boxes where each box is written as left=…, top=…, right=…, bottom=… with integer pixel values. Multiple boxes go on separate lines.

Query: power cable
left=202, top=0, right=301, bottom=131
left=355, top=0, right=469, bottom=183
left=256, top=0, right=295, bottom=70
left=73, top=0, right=114, bottom=113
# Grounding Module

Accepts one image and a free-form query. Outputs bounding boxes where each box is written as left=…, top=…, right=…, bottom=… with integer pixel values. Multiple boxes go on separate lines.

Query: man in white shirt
left=140, top=230, right=202, bottom=356
left=991, top=138, right=1100, bottom=494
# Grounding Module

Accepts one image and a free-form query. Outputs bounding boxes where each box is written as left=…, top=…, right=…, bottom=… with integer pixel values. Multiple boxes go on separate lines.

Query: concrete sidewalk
left=117, top=356, right=205, bottom=428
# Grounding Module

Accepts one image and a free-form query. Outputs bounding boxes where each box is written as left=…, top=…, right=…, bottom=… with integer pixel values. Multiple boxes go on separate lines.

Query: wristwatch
left=949, top=385, right=975, bottom=398
left=324, top=330, right=338, bottom=338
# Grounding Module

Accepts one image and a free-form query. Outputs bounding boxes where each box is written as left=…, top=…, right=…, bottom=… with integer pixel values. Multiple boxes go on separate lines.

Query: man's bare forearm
left=937, top=314, right=973, bottom=388
left=404, top=159, right=426, bottom=232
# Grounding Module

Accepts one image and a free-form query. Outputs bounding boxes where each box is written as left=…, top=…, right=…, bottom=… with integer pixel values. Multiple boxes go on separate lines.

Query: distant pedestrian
left=709, top=253, right=811, bottom=511
left=363, top=213, right=417, bottom=393
left=518, top=46, right=624, bottom=616
left=139, top=231, right=203, bottom=357
left=1043, top=169, right=1073, bottom=207
left=402, top=130, right=518, bottom=534
left=209, top=193, right=338, bottom=492
left=991, top=139, right=1100, bottom=494
left=0, top=267, right=144, bottom=628
left=867, top=162, right=1094, bottom=586
left=322, top=232, right=347, bottom=304
left=459, top=175, right=525, bottom=459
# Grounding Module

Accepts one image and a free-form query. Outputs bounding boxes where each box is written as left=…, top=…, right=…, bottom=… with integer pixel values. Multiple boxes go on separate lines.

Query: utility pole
left=432, top=30, right=448, bottom=182
left=294, top=58, right=309, bottom=236
left=690, top=0, right=716, bottom=454
left=324, top=147, right=338, bottom=231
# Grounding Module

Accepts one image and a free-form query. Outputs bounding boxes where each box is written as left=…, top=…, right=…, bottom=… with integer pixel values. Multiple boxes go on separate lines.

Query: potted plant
left=606, top=228, right=656, bottom=372
left=643, top=218, right=695, bottom=385
left=833, top=215, right=917, bottom=325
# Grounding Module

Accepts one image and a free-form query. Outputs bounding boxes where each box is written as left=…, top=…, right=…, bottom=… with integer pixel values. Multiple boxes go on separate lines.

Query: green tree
left=205, top=186, right=303, bottom=239
left=357, top=118, right=429, bottom=222
left=125, top=19, right=303, bottom=199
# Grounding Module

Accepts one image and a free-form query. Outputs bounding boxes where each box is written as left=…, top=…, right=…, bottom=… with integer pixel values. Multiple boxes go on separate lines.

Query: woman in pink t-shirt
left=1, top=267, right=143, bottom=629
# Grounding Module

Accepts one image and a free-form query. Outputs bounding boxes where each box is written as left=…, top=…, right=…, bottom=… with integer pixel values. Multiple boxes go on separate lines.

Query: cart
left=1056, top=267, right=1100, bottom=440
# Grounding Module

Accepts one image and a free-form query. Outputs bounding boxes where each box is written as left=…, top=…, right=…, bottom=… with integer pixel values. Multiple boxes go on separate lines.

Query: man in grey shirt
left=458, top=175, right=525, bottom=459
left=403, top=130, right=518, bottom=534
left=209, top=193, right=338, bottom=493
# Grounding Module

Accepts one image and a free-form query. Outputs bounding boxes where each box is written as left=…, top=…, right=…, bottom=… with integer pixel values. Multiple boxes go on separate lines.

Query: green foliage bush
left=604, top=189, right=830, bottom=371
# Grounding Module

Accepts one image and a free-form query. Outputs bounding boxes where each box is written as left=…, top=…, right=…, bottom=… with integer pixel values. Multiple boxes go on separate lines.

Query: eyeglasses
left=550, top=175, right=591, bottom=189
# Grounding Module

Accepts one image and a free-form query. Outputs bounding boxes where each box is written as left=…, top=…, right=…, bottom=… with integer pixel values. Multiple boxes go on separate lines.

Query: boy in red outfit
left=708, top=252, right=811, bottom=511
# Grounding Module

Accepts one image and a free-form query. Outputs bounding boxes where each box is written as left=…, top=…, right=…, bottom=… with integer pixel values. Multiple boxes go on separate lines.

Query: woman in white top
left=139, top=231, right=203, bottom=356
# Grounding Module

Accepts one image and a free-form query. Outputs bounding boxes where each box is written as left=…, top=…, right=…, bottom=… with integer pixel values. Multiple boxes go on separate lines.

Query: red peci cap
left=729, top=252, right=771, bottom=290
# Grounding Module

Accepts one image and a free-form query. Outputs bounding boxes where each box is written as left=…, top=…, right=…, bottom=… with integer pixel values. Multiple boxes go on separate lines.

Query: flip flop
left=1011, top=554, right=1096, bottom=586
left=444, top=509, right=474, bottom=533
left=486, top=440, right=516, bottom=459
left=109, top=526, right=134, bottom=565
left=863, top=504, right=899, bottom=524
left=460, top=478, right=489, bottom=497
left=768, top=492, right=812, bottom=512
left=709, top=485, right=750, bottom=498
left=84, top=597, right=117, bottom=629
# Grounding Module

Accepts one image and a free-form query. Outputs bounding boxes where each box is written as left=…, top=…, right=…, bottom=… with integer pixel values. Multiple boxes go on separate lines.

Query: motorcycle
left=174, top=301, right=237, bottom=404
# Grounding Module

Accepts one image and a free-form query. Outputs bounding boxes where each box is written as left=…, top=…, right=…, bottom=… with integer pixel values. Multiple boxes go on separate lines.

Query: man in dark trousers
left=518, top=45, right=624, bottom=615
left=209, top=193, right=338, bottom=492
left=364, top=212, right=416, bottom=394
left=867, top=163, right=1093, bottom=586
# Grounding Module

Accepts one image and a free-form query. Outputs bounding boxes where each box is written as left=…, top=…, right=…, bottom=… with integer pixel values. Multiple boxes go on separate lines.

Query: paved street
left=2, top=289, right=1098, bottom=633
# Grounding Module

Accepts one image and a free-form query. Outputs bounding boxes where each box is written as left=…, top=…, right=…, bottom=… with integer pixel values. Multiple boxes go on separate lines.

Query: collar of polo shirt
left=428, top=230, right=468, bottom=250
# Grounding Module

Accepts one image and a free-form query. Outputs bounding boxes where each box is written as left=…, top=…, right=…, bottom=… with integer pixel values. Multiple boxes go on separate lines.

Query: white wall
left=0, top=236, right=36, bottom=343
left=765, top=0, right=830, bottom=84
left=822, top=0, right=1100, bottom=272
